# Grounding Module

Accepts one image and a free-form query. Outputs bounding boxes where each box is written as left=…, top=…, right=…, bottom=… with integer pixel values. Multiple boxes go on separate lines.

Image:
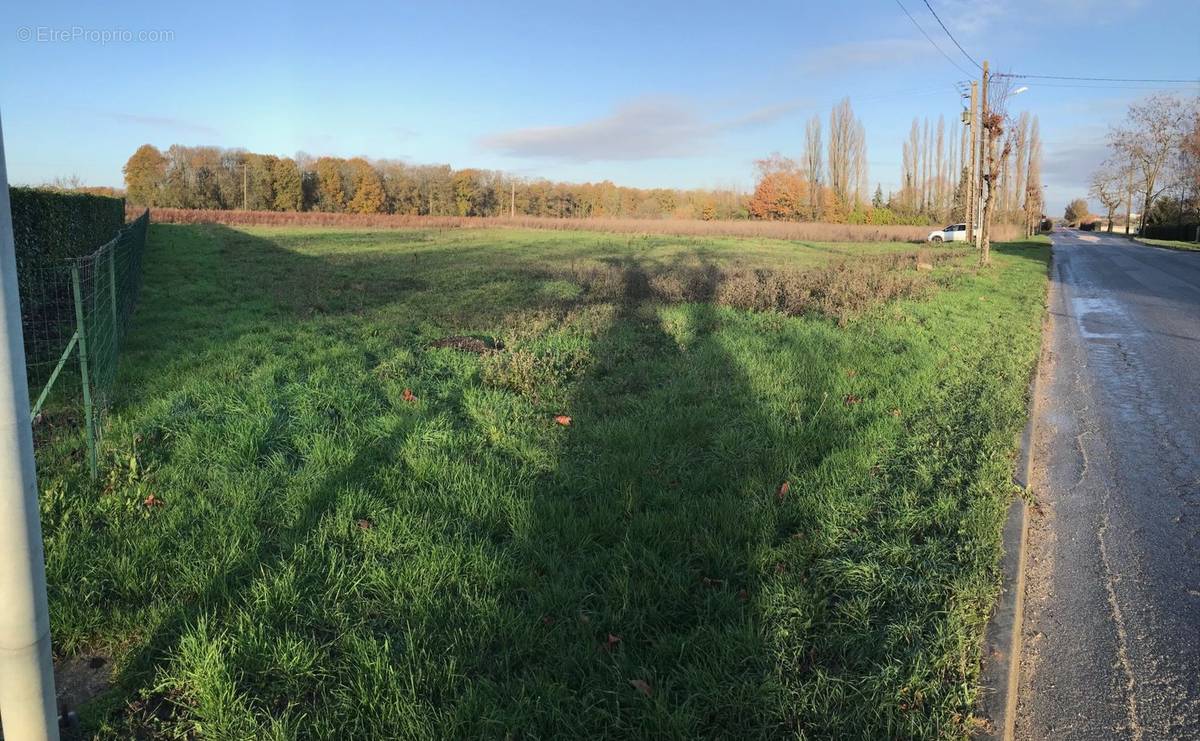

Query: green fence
left=22, top=209, right=149, bottom=476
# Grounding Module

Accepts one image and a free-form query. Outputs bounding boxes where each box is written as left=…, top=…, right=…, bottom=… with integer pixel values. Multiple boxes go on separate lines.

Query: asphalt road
left=1016, top=230, right=1200, bottom=740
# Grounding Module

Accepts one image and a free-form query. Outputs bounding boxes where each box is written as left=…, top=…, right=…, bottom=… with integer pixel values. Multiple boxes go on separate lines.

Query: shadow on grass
left=41, top=224, right=1037, bottom=737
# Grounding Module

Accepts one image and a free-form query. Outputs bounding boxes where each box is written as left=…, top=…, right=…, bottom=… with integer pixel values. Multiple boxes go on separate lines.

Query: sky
left=2, top=0, right=1198, bottom=215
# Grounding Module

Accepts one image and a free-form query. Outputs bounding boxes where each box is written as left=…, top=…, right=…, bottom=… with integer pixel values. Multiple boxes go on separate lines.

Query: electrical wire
left=892, top=0, right=975, bottom=78
left=920, top=0, right=982, bottom=70
left=996, top=73, right=1199, bottom=84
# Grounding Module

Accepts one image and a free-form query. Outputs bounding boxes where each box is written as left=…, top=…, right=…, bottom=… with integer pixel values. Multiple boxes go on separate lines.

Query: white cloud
left=103, top=112, right=219, bottom=137
left=478, top=95, right=808, bottom=163
left=798, top=38, right=936, bottom=75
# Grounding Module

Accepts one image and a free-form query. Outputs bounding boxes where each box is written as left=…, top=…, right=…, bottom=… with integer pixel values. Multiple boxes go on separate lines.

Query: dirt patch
left=430, top=335, right=504, bottom=354
left=55, top=653, right=113, bottom=715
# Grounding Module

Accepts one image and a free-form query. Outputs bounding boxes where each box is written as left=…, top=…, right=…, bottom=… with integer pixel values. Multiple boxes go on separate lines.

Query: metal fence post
left=69, top=263, right=97, bottom=478
left=108, top=246, right=117, bottom=337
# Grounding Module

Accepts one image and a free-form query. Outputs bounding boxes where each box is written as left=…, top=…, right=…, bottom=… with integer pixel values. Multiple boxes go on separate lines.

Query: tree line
left=745, top=97, right=1043, bottom=229
left=122, top=144, right=747, bottom=220
left=1086, top=95, right=1199, bottom=233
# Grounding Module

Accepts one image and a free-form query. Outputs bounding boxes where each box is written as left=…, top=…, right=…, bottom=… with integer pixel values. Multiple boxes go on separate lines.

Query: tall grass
left=136, top=207, right=1023, bottom=243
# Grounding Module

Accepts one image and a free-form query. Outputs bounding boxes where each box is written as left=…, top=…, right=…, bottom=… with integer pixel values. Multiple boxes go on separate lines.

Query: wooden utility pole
left=979, top=60, right=991, bottom=264
left=965, top=81, right=978, bottom=246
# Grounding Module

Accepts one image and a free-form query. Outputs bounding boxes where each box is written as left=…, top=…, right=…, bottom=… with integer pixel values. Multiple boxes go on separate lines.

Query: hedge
left=1141, top=223, right=1200, bottom=242
left=10, top=187, right=126, bottom=268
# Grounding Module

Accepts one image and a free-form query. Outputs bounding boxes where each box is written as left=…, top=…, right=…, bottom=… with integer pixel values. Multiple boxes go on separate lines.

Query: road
left=1016, top=230, right=1200, bottom=740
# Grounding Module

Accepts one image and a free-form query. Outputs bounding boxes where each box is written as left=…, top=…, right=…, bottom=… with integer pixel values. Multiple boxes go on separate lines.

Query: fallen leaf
left=891, top=408, right=901, bottom=417
left=845, top=369, right=857, bottom=377
left=776, top=481, right=790, bottom=501
left=357, top=518, right=373, bottom=530
left=143, top=494, right=163, bottom=508
left=628, top=679, right=652, bottom=697
left=843, top=394, right=862, bottom=406
left=554, top=415, right=572, bottom=426
left=603, top=633, right=621, bottom=652
left=402, top=388, right=417, bottom=403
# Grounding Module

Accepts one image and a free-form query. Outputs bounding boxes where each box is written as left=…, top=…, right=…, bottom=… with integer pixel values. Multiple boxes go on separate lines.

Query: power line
left=996, top=73, right=1199, bottom=84
left=920, top=0, right=982, bottom=70
left=892, top=0, right=974, bottom=78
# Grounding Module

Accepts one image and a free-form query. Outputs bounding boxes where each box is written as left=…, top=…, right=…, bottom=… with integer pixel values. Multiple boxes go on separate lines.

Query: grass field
left=37, top=226, right=1049, bottom=738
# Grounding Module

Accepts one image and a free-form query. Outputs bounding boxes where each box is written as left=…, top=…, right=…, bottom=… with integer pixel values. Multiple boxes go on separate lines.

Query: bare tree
left=1090, top=165, right=1124, bottom=232
left=1109, top=95, right=1196, bottom=232
left=827, top=98, right=863, bottom=210
left=804, top=115, right=823, bottom=219
left=980, top=74, right=1015, bottom=265
left=1012, top=112, right=1030, bottom=220
left=1022, top=116, right=1043, bottom=236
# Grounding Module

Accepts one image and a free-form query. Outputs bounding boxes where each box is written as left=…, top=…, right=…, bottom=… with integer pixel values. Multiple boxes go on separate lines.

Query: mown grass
left=36, top=227, right=1049, bottom=738
left=1135, top=236, right=1200, bottom=252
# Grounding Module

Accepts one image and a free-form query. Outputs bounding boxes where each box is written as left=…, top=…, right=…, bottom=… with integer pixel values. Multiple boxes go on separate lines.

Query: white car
left=928, top=223, right=968, bottom=243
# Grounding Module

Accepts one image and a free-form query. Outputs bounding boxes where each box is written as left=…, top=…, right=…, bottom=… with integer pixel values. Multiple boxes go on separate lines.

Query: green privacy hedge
left=10, top=187, right=126, bottom=266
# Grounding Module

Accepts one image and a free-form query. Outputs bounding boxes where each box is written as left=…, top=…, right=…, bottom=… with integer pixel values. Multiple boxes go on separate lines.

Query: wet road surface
left=1016, top=230, right=1200, bottom=740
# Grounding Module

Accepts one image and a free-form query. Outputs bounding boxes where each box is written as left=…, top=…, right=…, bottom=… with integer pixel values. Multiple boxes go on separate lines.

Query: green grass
left=1135, top=236, right=1200, bottom=252
left=37, top=226, right=1049, bottom=738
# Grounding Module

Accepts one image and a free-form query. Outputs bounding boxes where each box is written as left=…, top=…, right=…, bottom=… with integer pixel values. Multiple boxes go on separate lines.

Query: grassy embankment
left=1135, top=236, right=1200, bottom=252
left=37, top=226, right=1049, bottom=738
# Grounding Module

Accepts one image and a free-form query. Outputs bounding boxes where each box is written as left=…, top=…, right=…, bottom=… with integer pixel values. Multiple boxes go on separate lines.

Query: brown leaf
left=603, top=633, right=621, bottom=652
left=628, top=679, right=652, bottom=697
left=845, top=369, right=857, bottom=378
left=402, top=388, right=417, bottom=403
left=143, top=494, right=163, bottom=508
left=554, top=415, right=572, bottom=427
left=356, top=518, right=373, bottom=530
left=775, top=561, right=787, bottom=574
left=843, top=394, right=862, bottom=406
left=891, top=408, right=901, bottom=417
left=776, top=481, right=790, bottom=501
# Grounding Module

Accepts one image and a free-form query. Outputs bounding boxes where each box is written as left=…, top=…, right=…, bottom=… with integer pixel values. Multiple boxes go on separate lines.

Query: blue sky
left=2, top=0, right=1197, bottom=214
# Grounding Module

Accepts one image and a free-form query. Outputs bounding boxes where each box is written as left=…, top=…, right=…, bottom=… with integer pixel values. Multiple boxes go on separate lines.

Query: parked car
left=928, top=223, right=968, bottom=243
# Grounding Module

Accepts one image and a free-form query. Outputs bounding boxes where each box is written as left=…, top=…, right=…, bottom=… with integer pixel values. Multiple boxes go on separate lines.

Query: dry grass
left=137, top=207, right=972, bottom=243
left=562, top=248, right=968, bottom=324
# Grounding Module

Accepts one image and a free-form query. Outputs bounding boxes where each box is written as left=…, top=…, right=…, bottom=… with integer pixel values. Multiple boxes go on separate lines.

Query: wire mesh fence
left=20, top=209, right=149, bottom=476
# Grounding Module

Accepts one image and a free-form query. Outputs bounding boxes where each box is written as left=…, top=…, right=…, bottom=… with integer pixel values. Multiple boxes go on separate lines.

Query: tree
left=1064, top=198, right=1090, bottom=226
left=803, top=115, right=823, bottom=219
left=1022, top=117, right=1044, bottom=236
left=315, top=157, right=346, bottom=212
left=123, top=144, right=167, bottom=205
left=272, top=158, right=303, bottom=211
left=1109, top=95, right=1198, bottom=232
left=827, top=98, right=863, bottom=209
left=748, top=154, right=807, bottom=220
left=346, top=158, right=385, bottom=214
left=979, top=75, right=1015, bottom=265
left=1089, top=167, right=1123, bottom=232
left=872, top=183, right=884, bottom=209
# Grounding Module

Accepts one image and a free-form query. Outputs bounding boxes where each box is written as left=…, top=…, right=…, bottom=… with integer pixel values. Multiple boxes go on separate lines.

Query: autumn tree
left=346, top=158, right=385, bottom=214
left=272, top=157, right=303, bottom=211
left=123, top=144, right=168, bottom=205
left=1064, top=198, right=1090, bottom=226
left=748, top=154, right=807, bottom=220
left=315, top=157, right=347, bottom=212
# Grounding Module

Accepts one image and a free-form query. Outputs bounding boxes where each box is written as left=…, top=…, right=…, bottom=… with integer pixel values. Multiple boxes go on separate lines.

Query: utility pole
left=965, top=81, right=978, bottom=246
left=0, top=110, right=61, bottom=740
left=978, top=60, right=991, bottom=263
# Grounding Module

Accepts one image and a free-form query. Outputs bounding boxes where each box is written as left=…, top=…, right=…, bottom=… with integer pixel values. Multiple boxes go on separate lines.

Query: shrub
left=11, top=187, right=126, bottom=267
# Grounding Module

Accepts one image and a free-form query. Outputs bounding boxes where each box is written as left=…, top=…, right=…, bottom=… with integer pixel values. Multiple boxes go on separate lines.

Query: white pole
left=0, top=110, right=61, bottom=739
